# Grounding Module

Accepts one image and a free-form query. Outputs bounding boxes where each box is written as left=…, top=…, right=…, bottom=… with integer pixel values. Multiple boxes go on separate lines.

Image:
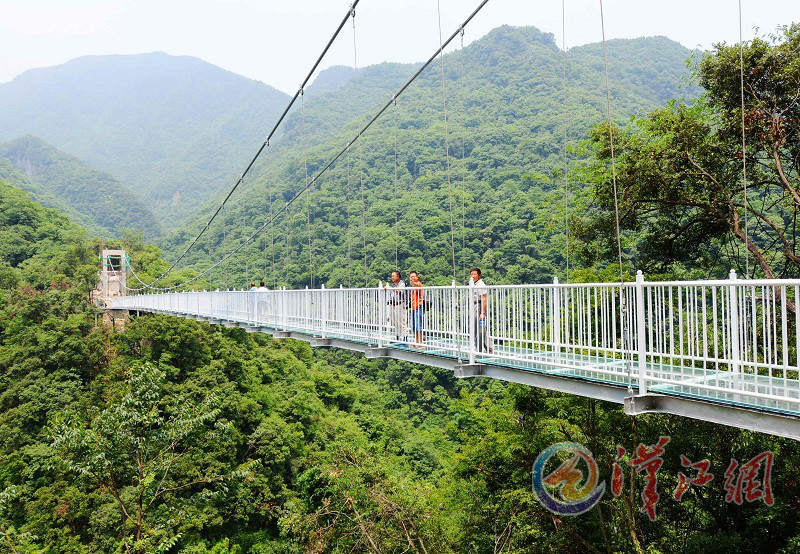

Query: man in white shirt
left=469, top=268, right=490, bottom=353
left=255, top=281, right=269, bottom=321
left=384, top=271, right=408, bottom=343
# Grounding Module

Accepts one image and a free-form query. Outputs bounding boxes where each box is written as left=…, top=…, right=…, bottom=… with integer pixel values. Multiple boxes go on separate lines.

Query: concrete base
left=102, top=309, right=129, bottom=331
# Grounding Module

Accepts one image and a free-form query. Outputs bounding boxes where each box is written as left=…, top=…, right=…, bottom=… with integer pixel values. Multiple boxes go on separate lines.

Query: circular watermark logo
left=532, top=442, right=606, bottom=516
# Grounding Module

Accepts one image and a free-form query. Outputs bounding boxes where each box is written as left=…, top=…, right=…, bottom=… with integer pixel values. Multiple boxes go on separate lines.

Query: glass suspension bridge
left=111, top=0, right=800, bottom=440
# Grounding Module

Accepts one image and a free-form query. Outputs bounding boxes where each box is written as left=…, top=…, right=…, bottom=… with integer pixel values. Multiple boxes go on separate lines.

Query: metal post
left=321, top=284, right=327, bottom=338
left=468, top=277, right=476, bottom=364
left=635, top=270, right=647, bottom=395
left=552, top=276, right=561, bottom=357
left=378, top=281, right=385, bottom=347
left=728, top=269, right=741, bottom=382
left=283, top=287, right=288, bottom=331
left=451, top=279, right=458, bottom=360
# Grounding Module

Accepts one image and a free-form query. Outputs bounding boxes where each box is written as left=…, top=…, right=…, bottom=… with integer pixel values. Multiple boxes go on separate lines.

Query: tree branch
left=731, top=201, right=777, bottom=278
left=773, top=147, right=800, bottom=207
left=734, top=202, right=800, bottom=266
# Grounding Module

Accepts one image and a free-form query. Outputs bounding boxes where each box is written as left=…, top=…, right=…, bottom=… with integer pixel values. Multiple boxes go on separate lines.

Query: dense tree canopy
left=586, top=24, right=800, bottom=278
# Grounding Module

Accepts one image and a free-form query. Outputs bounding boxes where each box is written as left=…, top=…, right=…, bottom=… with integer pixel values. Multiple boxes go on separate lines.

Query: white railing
left=111, top=271, right=800, bottom=415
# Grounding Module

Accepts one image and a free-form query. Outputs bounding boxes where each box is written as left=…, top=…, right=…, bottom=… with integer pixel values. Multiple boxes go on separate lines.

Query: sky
left=1, top=0, right=798, bottom=94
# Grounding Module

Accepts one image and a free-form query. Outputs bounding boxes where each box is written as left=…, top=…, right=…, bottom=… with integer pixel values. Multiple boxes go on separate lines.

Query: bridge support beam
left=365, top=347, right=389, bottom=359
left=454, top=364, right=484, bottom=378
left=624, top=394, right=800, bottom=441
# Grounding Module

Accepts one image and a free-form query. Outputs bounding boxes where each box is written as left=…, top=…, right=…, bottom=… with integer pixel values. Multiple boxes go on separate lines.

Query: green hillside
left=2, top=23, right=800, bottom=551
left=1, top=178, right=798, bottom=552
left=0, top=52, right=289, bottom=226
left=164, top=26, right=699, bottom=288
left=0, top=136, right=162, bottom=239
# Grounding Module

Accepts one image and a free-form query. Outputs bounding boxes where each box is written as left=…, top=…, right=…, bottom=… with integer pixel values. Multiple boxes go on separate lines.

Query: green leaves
left=49, top=362, right=230, bottom=553
left=587, top=24, right=800, bottom=279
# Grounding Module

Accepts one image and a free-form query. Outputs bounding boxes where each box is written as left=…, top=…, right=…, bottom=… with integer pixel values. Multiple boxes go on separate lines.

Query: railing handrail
left=120, top=276, right=800, bottom=296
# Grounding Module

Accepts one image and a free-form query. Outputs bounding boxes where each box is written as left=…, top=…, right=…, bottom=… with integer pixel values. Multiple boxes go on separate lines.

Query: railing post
left=451, top=280, right=458, bottom=360
left=728, top=269, right=741, bottom=381
left=378, top=281, right=385, bottom=348
left=635, top=270, right=647, bottom=395
left=321, top=284, right=327, bottom=338
left=468, top=277, right=476, bottom=364
left=552, top=276, right=561, bottom=357
left=282, top=287, right=288, bottom=331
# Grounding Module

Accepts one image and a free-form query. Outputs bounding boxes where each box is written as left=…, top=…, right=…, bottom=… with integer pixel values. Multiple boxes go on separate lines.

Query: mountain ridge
left=0, top=52, right=290, bottom=227
left=0, top=26, right=697, bottom=250
left=0, top=135, right=161, bottom=238
left=156, top=26, right=700, bottom=288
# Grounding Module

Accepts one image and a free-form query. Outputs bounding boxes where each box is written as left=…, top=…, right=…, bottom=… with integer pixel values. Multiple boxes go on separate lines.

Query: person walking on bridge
left=384, top=271, right=408, bottom=343
left=409, top=271, right=425, bottom=349
left=469, top=268, right=491, bottom=353
left=256, top=281, right=269, bottom=321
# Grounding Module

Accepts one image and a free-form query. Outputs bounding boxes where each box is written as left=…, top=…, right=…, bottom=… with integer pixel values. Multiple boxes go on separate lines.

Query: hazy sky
left=2, top=0, right=797, bottom=93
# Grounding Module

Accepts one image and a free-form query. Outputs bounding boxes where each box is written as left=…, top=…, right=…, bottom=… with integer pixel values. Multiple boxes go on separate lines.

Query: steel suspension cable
left=437, top=0, right=458, bottom=281
left=136, top=0, right=491, bottom=292
left=303, top=88, right=314, bottom=288
left=394, top=99, right=399, bottom=268
left=128, top=0, right=362, bottom=291
left=346, top=148, right=353, bottom=287
left=361, top=171, right=368, bottom=287
left=285, top=203, right=292, bottom=288
left=458, top=28, right=467, bottom=278
left=245, top=239, right=250, bottom=286
left=599, top=0, right=633, bottom=384
left=739, top=0, right=750, bottom=277
left=222, top=208, right=228, bottom=287
left=599, top=0, right=624, bottom=282
left=263, top=195, right=268, bottom=283
left=562, top=0, right=570, bottom=282
left=352, top=11, right=369, bottom=287
left=346, top=6, right=356, bottom=287
left=270, top=192, right=275, bottom=287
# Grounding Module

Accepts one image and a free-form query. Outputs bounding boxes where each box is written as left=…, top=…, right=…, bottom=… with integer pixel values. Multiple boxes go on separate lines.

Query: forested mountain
left=0, top=136, right=161, bottom=239
left=0, top=27, right=693, bottom=249
left=305, top=65, right=359, bottom=97
left=0, top=53, right=289, bottom=226
left=1, top=178, right=798, bottom=552
left=2, top=20, right=800, bottom=553
left=162, top=26, right=698, bottom=288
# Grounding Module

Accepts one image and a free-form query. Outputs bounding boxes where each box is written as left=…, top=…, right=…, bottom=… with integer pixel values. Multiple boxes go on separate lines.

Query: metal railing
left=111, top=271, right=800, bottom=416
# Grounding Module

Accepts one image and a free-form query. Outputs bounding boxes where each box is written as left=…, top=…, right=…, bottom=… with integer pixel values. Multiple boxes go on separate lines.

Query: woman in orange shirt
left=409, top=271, right=424, bottom=349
